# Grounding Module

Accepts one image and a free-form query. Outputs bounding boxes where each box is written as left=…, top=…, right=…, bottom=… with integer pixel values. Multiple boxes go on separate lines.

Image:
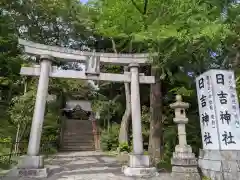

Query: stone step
left=61, top=141, right=94, bottom=146
left=62, top=135, right=94, bottom=139
left=62, top=143, right=94, bottom=146
left=61, top=140, right=94, bottom=143
left=65, top=123, right=92, bottom=125
left=62, top=138, right=94, bottom=141
left=60, top=147, right=95, bottom=150
left=64, top=127, right=92, bottom=130
left=64, top=126, right=92, bottom=128
left=61, top=142, right=94, bottom=145
left=62, top=136, right=93, bottom=139
left=61, top=143, right=94, bottom=147
left=60, top=148, right=95, bottom=151
left=63, top=130, right=93, bottom=135
left=64, top=122, right=92, bottom=125
left=61, top=147, right=94, bottom=150
left=65, top=124, right=92, bottom=126
left=63, top=127, right=92, bottom=130
left=65, top=119, right=91, bottom=122
left=62, top=139, right=94, bottom=142
left=63, top=132, right=93, bottom=135
left=61, top=146, right=94, bottom=149
left=64, top=127, right=92, bottom=129
left=63, top=129, right=92, bottom=132
left=63, top=135, right=93, bottom=138
left=61, top=146, right=94, bottom=150
left=64, top=128, right=92, bottom=131
left=64, top=121, right=92, bottom=125
left=61, top=144, right=94, bottom=147
left=62, top=139, right=93, bottom=142
left=62, top=135, right=93, bottom=138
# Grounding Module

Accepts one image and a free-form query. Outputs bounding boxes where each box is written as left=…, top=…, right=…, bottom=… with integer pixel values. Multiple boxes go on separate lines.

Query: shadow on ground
left=2, top=151, right=170, bottom=180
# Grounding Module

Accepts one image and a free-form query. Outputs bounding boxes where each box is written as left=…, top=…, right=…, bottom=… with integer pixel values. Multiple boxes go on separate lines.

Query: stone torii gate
left=16, top=39, right=156, bottom=178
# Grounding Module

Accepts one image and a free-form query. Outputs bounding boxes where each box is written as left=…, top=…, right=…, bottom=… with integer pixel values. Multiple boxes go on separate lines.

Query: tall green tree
left=90, top=0, right=233, bottom=164
left=0, top=8, right=23, bottom=102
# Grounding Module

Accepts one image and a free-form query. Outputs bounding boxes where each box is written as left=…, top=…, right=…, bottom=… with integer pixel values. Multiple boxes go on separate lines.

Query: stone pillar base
left=171, top=166, right=201, bottom=180
left=11, top=167, right=49, bottom=178
left=122, top=154, right=157, bottom=177
left=129, top=154, right=150, bottom=167
left=198, top=149, right=240, bottom=180
left=171, top=145, right=200, bottom=180
left=122, top=166, right=157, bottom=177
left=171, top=145, right=198, bottom=166
left=18, top=155, right=44, bottom=168
left=10, top=155, right=49, bottom=178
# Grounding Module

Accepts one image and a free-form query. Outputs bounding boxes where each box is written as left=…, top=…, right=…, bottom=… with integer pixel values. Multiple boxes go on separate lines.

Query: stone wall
left=199, top=149, right=240, bottom=180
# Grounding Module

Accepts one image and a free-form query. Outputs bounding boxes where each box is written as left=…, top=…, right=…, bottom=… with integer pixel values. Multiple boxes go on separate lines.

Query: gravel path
left=2, top=151, right=171, bottom=180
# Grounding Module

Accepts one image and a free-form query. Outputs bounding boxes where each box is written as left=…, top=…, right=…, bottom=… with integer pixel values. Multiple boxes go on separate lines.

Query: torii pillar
left=15, top=55, right=53, bottom=178
left=122, top=63, right=157, bottom=177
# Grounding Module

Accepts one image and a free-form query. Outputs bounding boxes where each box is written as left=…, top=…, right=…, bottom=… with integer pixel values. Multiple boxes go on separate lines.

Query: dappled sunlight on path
left=3, top=151, right=171, bottom=180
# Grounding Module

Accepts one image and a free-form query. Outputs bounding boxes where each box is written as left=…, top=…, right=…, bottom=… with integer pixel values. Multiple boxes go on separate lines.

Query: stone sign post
left=196, top=69, right=240, bottom=180
left=170, top=95, right=200, bottom=180
left=14, top=39, right=157, bottom=178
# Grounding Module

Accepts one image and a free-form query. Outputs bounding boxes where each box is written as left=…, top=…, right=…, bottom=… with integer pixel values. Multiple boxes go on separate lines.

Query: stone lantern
left=170, top=95, right=200, bottom=180
left=170, top=94, right=189, bottom=148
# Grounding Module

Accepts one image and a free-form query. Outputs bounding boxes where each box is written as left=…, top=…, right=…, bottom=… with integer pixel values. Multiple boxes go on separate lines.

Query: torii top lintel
left=18, top=39, right=154, bottom=65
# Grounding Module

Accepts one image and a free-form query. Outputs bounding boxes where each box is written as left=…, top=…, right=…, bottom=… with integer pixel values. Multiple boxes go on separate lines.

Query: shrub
left=119, top=142, right=131, bottom=153
left=100, top=123, right=120, bottom=151
left=202, top=177, right=211, bottom=180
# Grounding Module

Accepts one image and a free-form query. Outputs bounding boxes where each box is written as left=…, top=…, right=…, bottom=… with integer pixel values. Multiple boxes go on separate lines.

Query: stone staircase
left=60, top=119, right=95, bottom=151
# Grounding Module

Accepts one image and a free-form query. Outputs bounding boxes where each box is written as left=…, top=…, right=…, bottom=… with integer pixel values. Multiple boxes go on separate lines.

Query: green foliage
left=0, top=114, right=15, bottom=138
left=0, top=137, right=13, bottom=169
left=170, top=87, right=194, bottom=97
left=235, top=76, right=240, bottom=99
left=119, top=142, right=131, bottom=153
left=202, top=177, right=211, bottom=180
left=100, top=123, right=120, bottom=151
left=0, top=0, right=239, bottom=172
left=0, top=137, right=12, bottom=156
left=93, top=98, right=122, bottom=129
left=50, top=78, right=94, bottom=99
left=141, top=106, right=150, bottom=147
left=8, top=89, right=36, bottom=125
left=6, top=83, right=61, bottom=159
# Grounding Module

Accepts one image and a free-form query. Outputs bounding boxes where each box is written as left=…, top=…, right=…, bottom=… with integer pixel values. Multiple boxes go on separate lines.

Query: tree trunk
left=14, top=78, right=28, bottom=154
left=118, top=66, right=131, bottom=144
left=148, top=66, right=163, bottom=165
left=14, top=124, right=20, bottom=154
left=110, top=38, right=132, bottom=145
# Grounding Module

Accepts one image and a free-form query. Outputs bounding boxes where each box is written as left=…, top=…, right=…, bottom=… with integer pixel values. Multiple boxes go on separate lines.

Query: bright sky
left=80, top=0, right=88, bottom=3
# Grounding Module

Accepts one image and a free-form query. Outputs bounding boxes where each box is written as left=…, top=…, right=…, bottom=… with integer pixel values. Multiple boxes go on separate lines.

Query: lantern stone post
left=170, top=95, right=200, bottom=180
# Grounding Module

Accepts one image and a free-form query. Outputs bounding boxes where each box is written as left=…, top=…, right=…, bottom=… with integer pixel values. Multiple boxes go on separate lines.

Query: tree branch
left=143, top=0, right=148, bottom=15
left=111, top=37, right=118, bottom=53
left=131, top=0, right=144, bottom=15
